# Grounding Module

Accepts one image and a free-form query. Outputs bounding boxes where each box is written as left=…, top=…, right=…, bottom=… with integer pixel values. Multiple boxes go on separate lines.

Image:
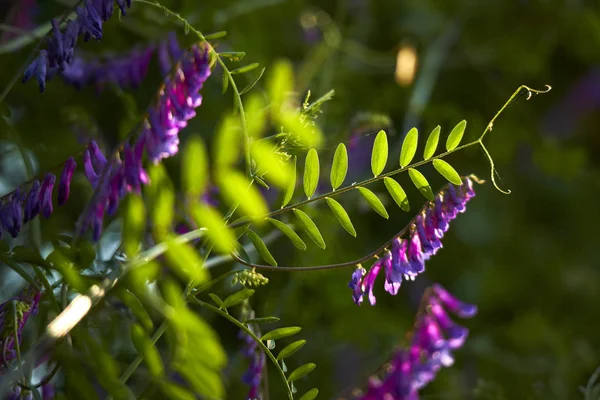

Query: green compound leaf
left=408, top=168, right=434, bottom=200
left=293, top=209, right=326, bottom=249
left=383, top=177, right=410, bottom=212
left=325, top=198, right=356, bottom=237
left=423, top=125, right=441, bottom=160
left=330, top=143, right=348, bottom=190
left=277, top=339, right=307, bottom=360
left=281, top=156, right=297, bottom=208
left=268, top=218, right=307, bottom=250
left=357, top=187, right=389, bottom=219
left=244, top=316, right=280, bottom=325
left=288, top=363, right=316, bottom=382
left=261, top=326, right=302, bottom=341
left=246, top=229, right=277, bottom=266
left=230, top=62, right=259, bottom=75
left=446, top=120, right=466, bottom=151
left=303, top=148, right=320, bottom=198
left=222, top=288, right=255, bottom=308
left=371, top=130, right=388, bottom=177
left=399, top=127, right=418, bottom=167
left=130, top=323, right=164, bottom=378
left=433, top=159, right=462, bottom=185
left=298, top=388, right=319, bottom=400
left=208, top=293, right=225, bottom=308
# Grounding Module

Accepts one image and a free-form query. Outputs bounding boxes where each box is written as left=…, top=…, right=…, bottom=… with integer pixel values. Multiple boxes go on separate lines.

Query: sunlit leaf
left=222, top=288, right=255, bottom=308
left=330, top=143, right=348, bottom=190
left=182, top=135, right=208, bottom=201
left=164, top=239, right=208, bottom=285
left=298, top=388, right=319, bottom=400
left=123, top=194, right=145, bottom=258
left=281, top=156, right=297, bottom=208
left=246, top=229, right=277, bottom=266
left=130, top=323, right=164, bottom=378
left=245, top=94, right=267, bottom=139
left=277, top=340, right=306, bottom=360
left=399, top=127, right=418, bottom=167
left=325, top=198, right=356, bottom=237
left=213, top=115, right=241, bottom=167
left=408, top=168, right=434, bottom=200
left=148, top=164, right=174, bottom=239
left=288, top=363, right=316, bottom=382
left=433, top=159, right=462, bottom=185
left=371, top=130, right=388, bottom=177
left=446, top=120, right=466, bottom=151
left=279, top=110, right=323, bottom=148
left=230, top=62, right=259, bottom=74
left=217, top=170, right=268, bottom=220
left=268, top=59, right=294, bottom=110
left=191, top=204, right=236, bottom=254
left=261, top=326, right=301, bottom=341
left=357, top=187, right=389, bottom=219
left=293, top=209, right=326, bottom=249
left=244, top=316, right=280, bottom=324
left=383, top=177, right=409, bottom=212
left=251, top=141, right=293, bottom=188
left=303, top=148, right=320, bottom=198
left=423, top=125, right=440, bottom=160
left=268, top=218, right=306, bottom=250
left=116, top=289, right=153, bottom=332
left=160, top=382, right=196, bottom=400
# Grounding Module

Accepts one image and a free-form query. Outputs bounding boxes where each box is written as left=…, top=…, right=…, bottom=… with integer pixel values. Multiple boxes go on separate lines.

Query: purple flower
left=23, top=180, right=41, bottom=223
left=39, top=173, right=56, bottom=219
left=58, top=157, right=77, bottom=206
left=348, top=266, right=366, bottom=305
left=0, top=189, right=25, bottom=238
left=239, top=325, right=265, bottom=400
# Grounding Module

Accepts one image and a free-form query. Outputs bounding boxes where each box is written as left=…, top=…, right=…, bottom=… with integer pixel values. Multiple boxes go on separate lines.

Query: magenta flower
left=58, top=157, right=77, bottom=205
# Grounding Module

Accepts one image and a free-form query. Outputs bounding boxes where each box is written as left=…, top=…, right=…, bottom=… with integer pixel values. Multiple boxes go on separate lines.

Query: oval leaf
left=399, top=127, right=418, bottom=167
left=268, top=218, right=307, bottom=250
left=223, top=288, right=255, bottom=308
left=191, top=204, right=237, bottom=254
left=230, top=62, right=259, bottom=75
left=330, top=143, right=348, bottom=190
left=208, top=293, right=225, bottom=308
left=281, top=156, right=297, bottom=208
left=298, top=388, right=319, bottom=400
left=423, top=125, right=440, bottom=160
left=371, top=130, right=388, bottom=177
left=246, top=229, right=277, bottom=266
left=130, top=323, right=164, bottom=378
left=408, top=168, right=434, bottom=200
left=293, top=209, right=326, bottom=249
left=244, top=316, right=280, bottom=325
left=383, top=177, right=409, bottom=212
left=261, top=326, right=302, bottom=341
left=277, top=339, right=307, bottom=360
left=182, top=136, right=208, bottom=200
left=218, top=170, right=268, bottom=220
left=357, top=187, right=389, bottom=219
left=288, top=363, right=316, bottom=382
left=446, top=120, right=466, bottom=151
left=325, top=198, right=356, bottom=237
left=433, top=159, right=462, bottom=185
left=303, top=148, right=320, bottom=198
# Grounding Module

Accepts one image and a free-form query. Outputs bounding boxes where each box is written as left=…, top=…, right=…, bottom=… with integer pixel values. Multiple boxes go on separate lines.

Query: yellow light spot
left=395, top=44, right=418, bottom=86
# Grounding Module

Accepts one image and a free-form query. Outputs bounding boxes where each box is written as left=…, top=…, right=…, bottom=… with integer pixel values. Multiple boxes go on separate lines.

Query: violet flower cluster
left=349, top=177, right=476, bottom=305
left=356, top=284, right=477, bottom=400
left=22, top=0, right=133, bottom=92
left=238, top=328, right=265, bottom=400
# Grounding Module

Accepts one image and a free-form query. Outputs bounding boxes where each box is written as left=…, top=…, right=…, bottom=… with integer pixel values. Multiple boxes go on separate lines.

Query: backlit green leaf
left=279, top=110, right=323, bottom=147
left=399, top=127, right=418, bottom=167
left=123, top=194, right=145, bottom=258
left=191, top=204, right=237, bottom=254
left=182, top=135, right=208, bottom=201
left=293, top=209, right=326, bottom=249
left=408, top=168, right=434, bottom=200
left=330, top=143, right=348, bottom=190
left=277, top=339, right=306, bottom=360
left=222, top=288, right=255, bottom=308
left=268, top=218, right=307, bottom=250
left=433, top=159, right=462, bottom=185
left=288, top=363, right=316, bottom=382
left=446, top=120, right=466, bottom=151
left=383, top=177, right=409, bottom=212
left=298, top=388, right=319, bottom=400
left=357, top=187, right=389, bottom=219
left=251, top=141, right=293, bottom=188
left=261, top=326, right=301, bottom=341
left=268, top=59, right=294, bottom=110
left=164, top=239, right=208, bottom=285
left=217, top=170, right=268, bottom=220
left=213, top=115, right=241, bottom=167
left=160, top=382, right=196, bottom=400
left=281, top=156, right=297, bottom=208
left=325, top=198, right=356, bottom=237
left=244, top=316, right=280, bottom=325
left=303, top=148, right=320, bottom=198
left=423, top=125, right=440, bottom=160
left=116, top=289, right=153, bottom=332
left=230, top=62, right=259, bottom=75
left=371, top=130, right=388, bottom=176
left=130, top=323, right=164, bottom=378
left=246, top=229, right=277, bottom=266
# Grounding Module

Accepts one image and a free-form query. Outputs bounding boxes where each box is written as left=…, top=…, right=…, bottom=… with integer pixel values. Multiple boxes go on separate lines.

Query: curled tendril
left=479, top=141, right=510, bottom=194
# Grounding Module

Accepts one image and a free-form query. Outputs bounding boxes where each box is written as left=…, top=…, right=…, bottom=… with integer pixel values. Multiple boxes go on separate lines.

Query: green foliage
left=268, top=218, right=307, bottom=250
left=371, top=130, right=388, bottom=177
left=433, top=159, right=462, bottom=185
left=282, top=156, right=297, bottom=208
left=246, top=229, right=278, bottom=266
left=277, top=340, right=307, bottom=360
left=190, top=204, right=237, bottom=254
left=423, top=125, right=441, bottom=160
left=408, top=168, right=434, bottom=201
left=303, top=148, right=320, bottom=198
left=293, top=209, right=326, bottom=249
left=298, top=389, right=319, bottom=400
left=357, top=187, right=389, bottom=219
left=164, top=239, right=208, bottom=285
left=399, top=127, right=418, bottom=167
left=222, top=288, right=255, bottom=308
left=330, top=144, right=348, bottom=190
left=217, top=170, right=268, bottom=220
left=130, top=323, right=164, bottom=378
left=182, top=135, right=208, bottom=202
left=288, top=363, right=316, bottom=382
left=325, top=198, right=357, bottom=237
left=122, top=195, right=145, bottom=258
left=446, top=120, right=467, bottom=151
left=262, top=326, right=302, bottom=341
left=383, top=177, right=410, bottom=212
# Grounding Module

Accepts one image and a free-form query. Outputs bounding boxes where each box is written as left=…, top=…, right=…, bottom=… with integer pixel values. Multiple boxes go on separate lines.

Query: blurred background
left=1, top=0, right=600, bottom=399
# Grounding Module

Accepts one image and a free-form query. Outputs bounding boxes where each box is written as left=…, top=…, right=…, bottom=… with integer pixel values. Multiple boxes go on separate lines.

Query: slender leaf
left=433, top=159, right=462, bottom=185
left=214, top=115, right=241, bottom=167
left=288, top=363, right=316, bottom=382
left=245, top=94, right=267, bottom=139
left=293, top=209, right=326, bottom=249
left=244, top=316, right=280, bottom=324
left=218, top=170, right=268, bottom=219
left=268, top=218, right=306, bottom=250
left=383, top=177, right=409, bottom=212
left=281, top=156, right=297, bottom=208
left=399, top=127, right=418, bottom=167
left=325, top=198, right=356, bottom=237
left=298, top=388, right=319, bottom=400
left=160, top=382, right=196, bottom=400
left=164, top=239, right=208, bottom=285
left=246, top=229, right=277, bottom=266
left=446, top=120, right=466, bottom=151
left=303, top=148, right=320, bottom=198
left=357, top=187, right=389, bottom=219
left=230, top=63, right=259, bottom=75
left=182, top=135, right=208, bottom=200
left=239, top=67, right=266, bottom=95
left=371, top=130, right=388, bottom=176
left=123, top=194, right=145, bottom=258
left=208, top=293, right=225, bottom=308
left=130, top=323, right=164, bottom=378
left=423, top=125, right=440, bottom=160
left=261, top=326, right=302, bottom=341
left=277, top=340, right=306, bottom=360
left=221, top=71, right=229, bottom=94
left=268, top=59, right=294, bottom=110
left=222, top=289, right=255, bottom=308
left=116, top=290, right=153, bottom=332
left=408, top=168, right=434, bottom=200
left=330, top=143, right=348, bottom=190
left=190, top=204, right=236, bottom=254
left=204, top=31, right=227, bottom=40
left=218, top=51, right=245, bottom=61
left=251, top=141, right=293, bottom=188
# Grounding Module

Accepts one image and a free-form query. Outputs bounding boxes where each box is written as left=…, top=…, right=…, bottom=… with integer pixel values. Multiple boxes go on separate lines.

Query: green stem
left=0, top=257, right=41, bottom=290
left=12, top=302, right=26, bottom=384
